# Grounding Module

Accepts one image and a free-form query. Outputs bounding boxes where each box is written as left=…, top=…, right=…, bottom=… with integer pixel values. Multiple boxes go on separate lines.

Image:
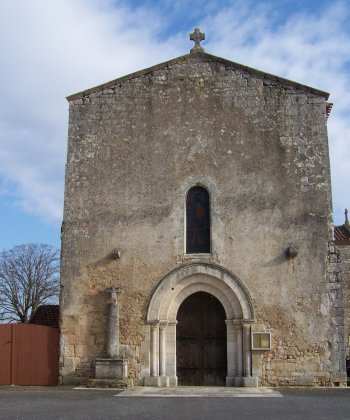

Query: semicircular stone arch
left=147, top=263, right=254, bottom=322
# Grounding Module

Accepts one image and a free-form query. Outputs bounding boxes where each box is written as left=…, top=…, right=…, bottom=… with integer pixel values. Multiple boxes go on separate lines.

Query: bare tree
left=0, top=243, right=60, bottom=323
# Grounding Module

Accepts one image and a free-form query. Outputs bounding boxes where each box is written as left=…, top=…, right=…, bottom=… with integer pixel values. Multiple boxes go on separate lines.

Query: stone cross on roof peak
left=190, top=28, right=205, bottom=53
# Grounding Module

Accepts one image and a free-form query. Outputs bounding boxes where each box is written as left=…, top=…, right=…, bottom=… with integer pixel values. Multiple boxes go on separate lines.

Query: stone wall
left=340, top=245, right=350, bottom=363
left=252, top=243, right=346, bottom=386
left=60, top=52, right=344, bottom=385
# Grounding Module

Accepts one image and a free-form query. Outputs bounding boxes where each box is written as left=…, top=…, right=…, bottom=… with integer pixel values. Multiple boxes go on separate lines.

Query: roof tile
left=30, top=305, right=59, bottom=328
left=334, top=225, right=350, bottom=245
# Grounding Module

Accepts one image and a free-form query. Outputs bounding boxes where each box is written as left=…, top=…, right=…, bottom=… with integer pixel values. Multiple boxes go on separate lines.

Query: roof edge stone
left=66, top=51, right=330, bottom=102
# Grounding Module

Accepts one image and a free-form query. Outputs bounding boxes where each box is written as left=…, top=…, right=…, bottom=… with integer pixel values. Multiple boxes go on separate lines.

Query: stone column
left=236, top=323, right=243, bottom=377
left=231, top=323, right=243, bottom=386
left=225, top=320, right=236, bottom=386
left=107, top=286, right=124, bottom=358
left=242, top=323, right=251, bottom=377
left=92, top=286, right=132, bottom=387
left=241, top=322, right=258, bottom=387
left=150, top=323, right=158, bottom=377
left=159, top=322, right=168, bottom=377
left=166, top=321, right=177, bottom=386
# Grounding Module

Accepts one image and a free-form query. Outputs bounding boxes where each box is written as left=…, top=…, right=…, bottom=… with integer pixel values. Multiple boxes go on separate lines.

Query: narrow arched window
left=186, top=186, right=210, bottom=254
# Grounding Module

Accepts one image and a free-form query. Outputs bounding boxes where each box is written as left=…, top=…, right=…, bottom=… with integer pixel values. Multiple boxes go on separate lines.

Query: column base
left=144, top=376, right=177, bottom=387
left=242, top=376, right=259, bottom=387
left=231, top=376, right=258, bottom=387
left=233, top=377, right=243, bottom=387
left=144, top=376, right=169, bottom=387
left=168, top=376, right=178, bottom=386
left=226, top=376, right=235, bottom=386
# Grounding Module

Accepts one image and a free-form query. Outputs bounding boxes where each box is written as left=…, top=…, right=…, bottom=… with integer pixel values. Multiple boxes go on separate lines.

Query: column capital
left=226, top=319, right=256, bottom=325
left=242, top=319, right=255, bottom=325
left=146, top=320, right=159, bottom=325
left=150, top=322, right=159, bottom=330
left=107, top=285, right=124, bottom=294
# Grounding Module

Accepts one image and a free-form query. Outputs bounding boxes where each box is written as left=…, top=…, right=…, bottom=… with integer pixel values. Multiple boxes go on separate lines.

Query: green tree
left=0, top=243, right=59, bottom=323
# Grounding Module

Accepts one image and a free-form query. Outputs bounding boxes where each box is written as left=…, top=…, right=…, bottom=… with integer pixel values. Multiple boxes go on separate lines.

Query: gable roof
left=67, top=51, right=329, bottom=102
left=30, top=305, right=59, bottom=328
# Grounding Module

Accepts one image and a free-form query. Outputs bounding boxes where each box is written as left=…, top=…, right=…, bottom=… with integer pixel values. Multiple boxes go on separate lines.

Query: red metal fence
left=0, top=324, right=59, bottom=385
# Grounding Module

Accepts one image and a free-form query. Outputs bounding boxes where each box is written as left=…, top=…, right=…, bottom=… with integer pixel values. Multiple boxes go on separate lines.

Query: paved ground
left=0, top=386, right=350, bottom=419
left=115, top=386, right=282, bottom=397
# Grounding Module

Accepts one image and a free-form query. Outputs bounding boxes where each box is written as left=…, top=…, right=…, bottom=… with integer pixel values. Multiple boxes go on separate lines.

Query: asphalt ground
left=0, top=386, right=350, bottom=420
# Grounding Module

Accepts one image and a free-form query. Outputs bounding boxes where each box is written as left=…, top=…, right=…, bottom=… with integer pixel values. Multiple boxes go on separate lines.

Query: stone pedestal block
left=88, top=358, right=132, bottom=388
left=295, top=376, right=314, bottom=386
left=87, top=378, right=133, bottom=388
left=95, top=358, right=127, bottom=380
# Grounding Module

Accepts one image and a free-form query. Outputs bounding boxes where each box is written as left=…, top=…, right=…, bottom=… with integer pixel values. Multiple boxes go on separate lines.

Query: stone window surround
left=180, top=177, right=215, bottom=256
left=185, top=185, right=211, bottom=254
left=144, top=263, right=258, bottom=387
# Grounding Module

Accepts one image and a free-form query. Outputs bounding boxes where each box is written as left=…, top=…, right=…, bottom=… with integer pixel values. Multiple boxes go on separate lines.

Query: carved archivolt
left=147, top=263, right=254, bottom=322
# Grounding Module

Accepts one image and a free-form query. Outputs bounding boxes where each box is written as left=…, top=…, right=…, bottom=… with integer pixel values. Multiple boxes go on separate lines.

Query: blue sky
left=0, top=0, right=349, bottom=251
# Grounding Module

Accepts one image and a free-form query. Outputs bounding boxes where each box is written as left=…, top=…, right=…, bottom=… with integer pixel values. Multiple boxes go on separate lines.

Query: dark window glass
left=186, top=186, right=210, bottom=253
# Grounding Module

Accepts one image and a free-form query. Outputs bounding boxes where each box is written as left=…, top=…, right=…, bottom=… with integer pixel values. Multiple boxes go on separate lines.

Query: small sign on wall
left=251, top=332, right=271, bottom=350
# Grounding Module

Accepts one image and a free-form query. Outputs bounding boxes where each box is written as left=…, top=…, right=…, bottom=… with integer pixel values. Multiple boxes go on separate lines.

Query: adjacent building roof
left=30, top=305, right=59, bottom=328
left=334, top=225, right=350, bottom=246
left=334, top=209, right=350, bottom=246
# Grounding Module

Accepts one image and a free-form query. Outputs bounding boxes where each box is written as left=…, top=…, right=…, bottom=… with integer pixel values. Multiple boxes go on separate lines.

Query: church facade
left=59, top=30, right=347, bottom=386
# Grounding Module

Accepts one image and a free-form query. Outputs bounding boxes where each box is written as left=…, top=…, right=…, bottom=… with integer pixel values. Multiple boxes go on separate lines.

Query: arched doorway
left=145, top=263, right=256, bottom=387
left=177, top=292, right=227, bottom=386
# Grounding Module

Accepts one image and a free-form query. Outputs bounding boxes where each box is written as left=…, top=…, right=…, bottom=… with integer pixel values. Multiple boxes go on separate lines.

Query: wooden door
left=177, top=292, right=227, bottom=386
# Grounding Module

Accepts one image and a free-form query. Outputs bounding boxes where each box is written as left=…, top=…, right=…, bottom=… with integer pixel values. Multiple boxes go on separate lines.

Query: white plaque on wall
left=251, top=332, right=271, bottom=350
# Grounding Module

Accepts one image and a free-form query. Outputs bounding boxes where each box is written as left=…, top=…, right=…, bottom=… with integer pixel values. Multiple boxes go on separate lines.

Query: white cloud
left=0, top=0, right=349, bottom=225
left=0, top=0, right=182, bottom=223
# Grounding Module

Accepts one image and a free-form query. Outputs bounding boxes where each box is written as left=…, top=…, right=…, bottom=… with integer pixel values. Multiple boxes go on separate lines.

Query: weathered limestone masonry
left=334, top=212, right=350, bottom=371
left=60, top=34, right=346, bottom=386
left=343, top=245, right=350, bottom=365
left=257, top=242, right=346, bottom=387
